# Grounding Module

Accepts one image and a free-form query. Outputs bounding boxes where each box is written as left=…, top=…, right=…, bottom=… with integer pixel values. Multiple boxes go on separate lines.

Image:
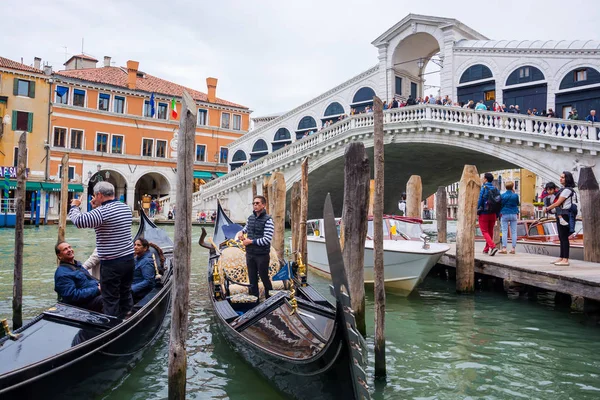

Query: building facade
left=47, top=55, right=250, bottom=215
left=0, top=56, right=51, bottom=220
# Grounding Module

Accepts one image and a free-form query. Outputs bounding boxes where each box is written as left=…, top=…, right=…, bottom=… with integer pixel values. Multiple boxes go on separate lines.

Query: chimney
left=206, top=77, right=218, bottom=103
left=34, top=57, right=41, bottom=70
left=104, top=56, right=111, bottom=67
left=126, top=60, right=139, bottom=90
left=43, top=65, right=53, bottom=76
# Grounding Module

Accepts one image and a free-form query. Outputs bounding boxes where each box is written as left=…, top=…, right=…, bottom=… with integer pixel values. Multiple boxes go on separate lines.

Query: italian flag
left=171, top=98, right=178, bottom=119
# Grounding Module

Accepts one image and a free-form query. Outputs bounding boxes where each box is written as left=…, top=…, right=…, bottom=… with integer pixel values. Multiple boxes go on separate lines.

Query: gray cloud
left=4, top=0, right=599, bottom=116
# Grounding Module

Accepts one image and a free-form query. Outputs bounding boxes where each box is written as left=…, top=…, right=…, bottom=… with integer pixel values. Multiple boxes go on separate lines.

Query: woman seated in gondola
left=132, top=238, right=156, bottom=302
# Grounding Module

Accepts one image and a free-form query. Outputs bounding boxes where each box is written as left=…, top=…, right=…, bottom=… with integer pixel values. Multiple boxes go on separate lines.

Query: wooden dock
left=439, top=242, right=600, bottom=302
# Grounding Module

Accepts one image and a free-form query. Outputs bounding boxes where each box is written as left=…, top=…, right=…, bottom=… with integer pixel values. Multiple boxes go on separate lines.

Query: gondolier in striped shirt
left=69, top=181, right=134, bottom=317
left=235, top=195, right=274, bottom=299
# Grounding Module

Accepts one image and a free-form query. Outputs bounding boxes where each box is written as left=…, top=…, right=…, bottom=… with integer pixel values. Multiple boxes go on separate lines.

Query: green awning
left=40, top=183, right=84, bottom=192
left=215, top=172, right=226, bottom=177
left=193, top=171, right=213, bottom=180
left=0, top=180, right=42, bottom=190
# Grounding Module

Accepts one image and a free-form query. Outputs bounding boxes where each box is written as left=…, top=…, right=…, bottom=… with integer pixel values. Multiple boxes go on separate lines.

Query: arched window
left=229, top=150, right=247, bottom=171
left=505, top=66, right=545, bottom=86
left=272, top=128, right=291, bottom=151
left=559, top=67, right=600, bottom=90
left=322, top=102, right=345, bottom=126
left=459, top=64, right=493, bottom=84
left=250, top=139, right=269, bottom=161
left=350, top=87, right=376, bottom=113
left=295, top=116, right=317, bottom=140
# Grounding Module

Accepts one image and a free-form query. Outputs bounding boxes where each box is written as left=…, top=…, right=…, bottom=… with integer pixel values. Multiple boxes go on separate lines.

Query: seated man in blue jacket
left=54, top=241, right=103, bottom=312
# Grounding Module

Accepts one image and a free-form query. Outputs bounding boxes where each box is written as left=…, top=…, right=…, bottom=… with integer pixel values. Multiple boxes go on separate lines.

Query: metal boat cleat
left=1, top=318, right=21, bottom=341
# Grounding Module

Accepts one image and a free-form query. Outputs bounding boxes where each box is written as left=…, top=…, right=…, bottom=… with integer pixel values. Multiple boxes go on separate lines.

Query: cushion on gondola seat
left=229, top=293, right=258, bottom=303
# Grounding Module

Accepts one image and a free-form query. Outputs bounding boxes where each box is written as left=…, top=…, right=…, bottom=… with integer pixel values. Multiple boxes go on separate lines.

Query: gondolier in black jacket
left=235, top=195, right=274, bottom=299
left=69, top=181, right=135, bottom=318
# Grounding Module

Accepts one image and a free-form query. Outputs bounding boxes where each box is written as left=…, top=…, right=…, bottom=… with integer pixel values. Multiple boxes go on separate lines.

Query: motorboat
left=306, top=215, right=450, bottom=295
left=476, top=217, right=584, bottom=259
left=0, top=210, right=173, bottom=399
left=200, top=200, right=370, bottom=400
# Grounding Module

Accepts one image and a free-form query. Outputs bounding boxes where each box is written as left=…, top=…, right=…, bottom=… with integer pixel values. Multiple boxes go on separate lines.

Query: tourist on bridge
left=69, top=181, right=135, bottom=318
left=544, top=172, right=577, bottom=267
left=498, top=181, right=520, bottom=254
left=54, top=241, right=103, bottom=313
left=586, top=109, right=598, bottom=123
left=477, top=173, right=500, bottom=256
left=235, top=195, right=274, bottom=299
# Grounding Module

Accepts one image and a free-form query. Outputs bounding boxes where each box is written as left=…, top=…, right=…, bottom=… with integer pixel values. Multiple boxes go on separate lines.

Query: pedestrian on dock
left=477, top=172, right=500, bottom=256
left=544, top=172, right=576, bottom=266
left=498, top=181, right=520, bottom=254
left=69, top=181, right=135, bottom=317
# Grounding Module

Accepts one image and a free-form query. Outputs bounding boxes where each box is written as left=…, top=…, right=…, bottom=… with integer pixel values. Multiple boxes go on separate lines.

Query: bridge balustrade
left=161, top=104, right=600, bottom=210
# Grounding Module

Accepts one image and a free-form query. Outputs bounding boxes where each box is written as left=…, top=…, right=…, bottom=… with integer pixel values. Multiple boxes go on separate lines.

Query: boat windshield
left=388, top=219, right=422, bottom=239
left=516, top=223, right=528, bottom=237
left=574, top=220, right=583, bottom=234
left=529, top=222, right=558, bottom=236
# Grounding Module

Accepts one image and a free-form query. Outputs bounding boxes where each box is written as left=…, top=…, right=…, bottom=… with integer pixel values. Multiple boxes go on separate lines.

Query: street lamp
left=417, top=58, right=425, bottom=70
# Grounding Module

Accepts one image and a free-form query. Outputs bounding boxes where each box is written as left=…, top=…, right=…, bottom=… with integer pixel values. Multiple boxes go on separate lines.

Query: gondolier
left=69, top=181, right=134, bottom=317
left=235, top=195, right=274, bottom=299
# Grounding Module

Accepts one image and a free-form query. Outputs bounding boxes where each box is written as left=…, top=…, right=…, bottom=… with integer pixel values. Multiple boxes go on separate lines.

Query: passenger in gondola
left=54, top=241, right=103, bottom=313
left=132, top=238, right=156, bottom=302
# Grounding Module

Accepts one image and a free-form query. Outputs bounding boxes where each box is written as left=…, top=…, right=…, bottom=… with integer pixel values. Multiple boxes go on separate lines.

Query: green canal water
left=1, top=225, right=600, bottom=399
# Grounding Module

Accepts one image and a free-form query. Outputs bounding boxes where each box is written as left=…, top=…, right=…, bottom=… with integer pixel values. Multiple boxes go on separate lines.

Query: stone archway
left=86, top=169, right=128, bottom=209
left=134, top=172, right=171, bottom=212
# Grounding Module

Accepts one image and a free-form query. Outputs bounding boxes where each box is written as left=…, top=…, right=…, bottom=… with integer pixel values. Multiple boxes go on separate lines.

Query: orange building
left=48, top=55, right=250, bottom=215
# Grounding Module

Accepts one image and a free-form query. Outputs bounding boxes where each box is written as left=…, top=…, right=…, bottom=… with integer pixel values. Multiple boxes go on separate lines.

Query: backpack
left=484, top=186, right=502, bottom=214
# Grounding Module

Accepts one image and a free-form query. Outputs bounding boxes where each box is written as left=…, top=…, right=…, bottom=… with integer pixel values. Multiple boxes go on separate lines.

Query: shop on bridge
left=457, top=64, right=496, bottom=109
left=502, top=66, right=547, bottom=113
left=555, top=67, right=600, bottom=119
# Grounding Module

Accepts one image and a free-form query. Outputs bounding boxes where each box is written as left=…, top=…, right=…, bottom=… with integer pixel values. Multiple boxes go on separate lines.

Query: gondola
left=0, top=210, right=173, bottom=399
left=200, top=198, right=370, bottom=400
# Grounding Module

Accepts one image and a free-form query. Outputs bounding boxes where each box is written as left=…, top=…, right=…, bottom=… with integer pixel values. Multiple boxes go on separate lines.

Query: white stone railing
left=165, top=104, right=600, bottom=206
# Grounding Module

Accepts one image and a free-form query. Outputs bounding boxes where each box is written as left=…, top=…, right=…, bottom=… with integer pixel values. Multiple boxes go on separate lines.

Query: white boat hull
left=307, top=237, right=449, bottom=295
left=517, top=241, right=584, bottom=260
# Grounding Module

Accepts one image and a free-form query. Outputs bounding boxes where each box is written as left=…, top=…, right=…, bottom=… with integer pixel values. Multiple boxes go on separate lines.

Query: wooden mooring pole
left=373, top=96, right=386, bottom=378
left=270, top=172, right=286, bottom=260
left=341, top=142, right=369, bottom=337
left=262, top=176, right=270, bottom=214
left=456, top=165, right=480, bottom=293
left=12, top=132, right=27, bottom=329
left=168, top=91, right=196, bottom=399
left=436, top=186, right=447, bottom=243
left=299, top=159, right=308, bottom=267
left=291, top=182, right=300, bottom=255
left=251, top=179, right=257, bottom=200
left=406, top=175, right=422, bottom=218
left=57, top=154, right=69, bottom=243
left=578, top=167, right=600, bottom=262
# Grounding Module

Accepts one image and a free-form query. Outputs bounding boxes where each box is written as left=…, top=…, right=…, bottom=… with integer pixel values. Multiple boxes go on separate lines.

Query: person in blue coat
left=54, top=242, right=103, bottom=312
left=498, top=181, right=520, bottom=254
left=132, top=238, right=156, bottom=302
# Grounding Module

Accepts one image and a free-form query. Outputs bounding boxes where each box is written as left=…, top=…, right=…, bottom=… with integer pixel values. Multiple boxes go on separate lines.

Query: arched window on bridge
left=556, top=67, right=600, bottom=119
left=351, top=87, right=376, bottom=113
left=503, top=66, right=547, bottom=114
left=272, top=128, right=292, bottom=151
left=457, top=64, right=495, bottom=110
left=295, top=116, right=317, bottom=140
left=250, top=139, right=269, bottom=162
left=322, top=102, right=345, bottom=126
left=230, top=150, right=247, bottom=171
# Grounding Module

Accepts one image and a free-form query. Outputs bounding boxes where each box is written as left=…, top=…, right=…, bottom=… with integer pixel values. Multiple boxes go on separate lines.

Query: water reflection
left=2, top=226, right=600, bottom=399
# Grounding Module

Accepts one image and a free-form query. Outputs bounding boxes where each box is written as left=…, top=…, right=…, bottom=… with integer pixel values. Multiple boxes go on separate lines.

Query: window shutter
left=27, top=113, right=33, bottom=132
left=12, top=110, right=17, bottom=130
left=13, top=78, right=19, bottom=95
left=29, top=81, right=36, bottom=98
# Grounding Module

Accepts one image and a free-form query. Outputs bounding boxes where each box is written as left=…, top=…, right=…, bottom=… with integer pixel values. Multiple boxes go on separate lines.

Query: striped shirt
left=241, top=217, right=274, bottom=247
left=69, top=200, right=134, bottom=260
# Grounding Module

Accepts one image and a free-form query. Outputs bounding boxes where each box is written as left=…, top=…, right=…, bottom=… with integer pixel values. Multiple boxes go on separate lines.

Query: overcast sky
left=5, top=0, right=599, bottom=117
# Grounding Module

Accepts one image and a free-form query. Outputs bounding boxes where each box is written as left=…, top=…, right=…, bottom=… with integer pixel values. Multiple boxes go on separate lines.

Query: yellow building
left=0, top=56, right=51, bottom=218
